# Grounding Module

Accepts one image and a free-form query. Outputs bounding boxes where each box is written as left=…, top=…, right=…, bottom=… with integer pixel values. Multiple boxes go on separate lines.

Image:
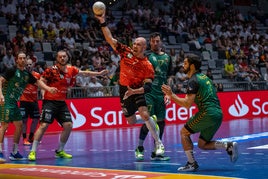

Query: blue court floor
left=1, top=117, right=268, bottom=179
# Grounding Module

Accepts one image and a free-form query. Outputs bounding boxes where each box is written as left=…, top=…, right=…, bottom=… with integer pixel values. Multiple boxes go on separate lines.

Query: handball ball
left=92, top=1, right=106, bottom=16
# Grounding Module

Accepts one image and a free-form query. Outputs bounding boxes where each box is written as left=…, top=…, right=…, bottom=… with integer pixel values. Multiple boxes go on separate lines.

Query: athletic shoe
left=0, top=153, right=6, bottom=163
left=9, top=152, right=26, bottom=161
left=150, top=152, right=170, bottom=161
left=226, top=142, right=238, bottom=163
left=28, top=151, right=36, bottom=161
left=178, top=161, right=199, bottom=172
left=55, top=150, right=72, bottom=159
left=155, top=143, right=165, bottom=155
left=23, top=138, right=31, bottom=146
left=135, top=146, right=144, bottom=160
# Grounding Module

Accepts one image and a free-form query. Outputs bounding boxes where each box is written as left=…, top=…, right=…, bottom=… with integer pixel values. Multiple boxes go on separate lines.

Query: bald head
left=132, top=37, right=147, bottom=58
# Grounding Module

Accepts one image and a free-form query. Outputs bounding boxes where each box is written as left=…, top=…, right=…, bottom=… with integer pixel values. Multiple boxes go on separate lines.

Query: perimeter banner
left=4, top=90, right=268, bottom=135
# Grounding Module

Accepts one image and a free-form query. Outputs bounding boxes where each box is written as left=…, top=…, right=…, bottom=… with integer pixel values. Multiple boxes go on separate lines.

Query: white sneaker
left=178, top=161, right=199, bottom=172
left=155, top=143, right=165, bottom=155
left=227, top=142, right=238, bottom=163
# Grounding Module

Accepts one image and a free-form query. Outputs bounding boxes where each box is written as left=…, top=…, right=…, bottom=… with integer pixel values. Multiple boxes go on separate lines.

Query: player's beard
left=58, top=60, right=68, bottom=66
left=183, top=66, right=190, bottom=74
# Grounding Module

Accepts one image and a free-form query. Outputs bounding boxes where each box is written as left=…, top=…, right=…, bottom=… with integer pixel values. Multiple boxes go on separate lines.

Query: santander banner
left=4, top=90, right=268, bottom=135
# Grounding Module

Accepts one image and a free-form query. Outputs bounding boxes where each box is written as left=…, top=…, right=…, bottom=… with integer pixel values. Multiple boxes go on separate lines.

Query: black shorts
left=40, top=100, right=72, bottom=126
left=20, top=101, right=40, bottom=120
left=119, top=85, right=147, bottom=117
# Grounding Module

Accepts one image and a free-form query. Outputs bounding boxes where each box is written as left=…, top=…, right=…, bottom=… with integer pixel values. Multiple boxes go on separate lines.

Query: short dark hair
left=150, top=32, right=161, bottom=40
left=185, top=53, right=202, bottom=70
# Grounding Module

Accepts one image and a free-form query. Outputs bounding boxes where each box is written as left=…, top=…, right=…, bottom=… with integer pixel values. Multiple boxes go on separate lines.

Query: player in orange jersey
left=28, top=50, right=108, bottom=161
left=20, top=58, right=41, bottom=146
left=95, top=12, right=165, bottom=156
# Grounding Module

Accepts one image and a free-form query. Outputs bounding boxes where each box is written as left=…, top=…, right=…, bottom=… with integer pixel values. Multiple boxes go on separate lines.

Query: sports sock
left=12, top=143, right=18, bottom=154
left=31, top=140, right=39, bottom=152
left=57, top=141, right=66, bottom=151
left=185, top=150, right=195, bottom=163
left=215, top=141, right=228, bottom=149
left=145, top=117, right=161, bottom=145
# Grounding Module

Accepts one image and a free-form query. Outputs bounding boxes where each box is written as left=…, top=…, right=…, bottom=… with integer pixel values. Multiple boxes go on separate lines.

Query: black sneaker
left=226, top=142, right=238, bottom=163
left=150, top=152, right=170, bottom=161
left=178, top=161, right=199, bottom=172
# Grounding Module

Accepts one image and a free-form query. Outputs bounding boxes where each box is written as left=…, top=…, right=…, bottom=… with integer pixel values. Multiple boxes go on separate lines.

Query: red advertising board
left=3, top=90, right=268, bottom=135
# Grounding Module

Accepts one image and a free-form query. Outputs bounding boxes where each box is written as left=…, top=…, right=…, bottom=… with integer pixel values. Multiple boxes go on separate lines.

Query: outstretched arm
left=79, top=69, right=109, bottom=76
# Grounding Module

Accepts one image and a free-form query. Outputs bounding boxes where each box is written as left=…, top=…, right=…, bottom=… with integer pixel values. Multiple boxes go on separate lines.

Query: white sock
left=145, top=117, right=161, bottom=145
left=12, top=143, right=18, bottom=154
left=57, top=141, right=66, bottom=151
left=215, top=141, right=227, bottom=149
left=185, top=150, right=195, bottom=163
left=31, top=140, right=39, bottom=152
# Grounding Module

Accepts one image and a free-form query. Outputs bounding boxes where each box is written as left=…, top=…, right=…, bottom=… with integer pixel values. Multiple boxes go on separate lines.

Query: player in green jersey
left=135, top=32, right=172, bottom=161
left=0, top=51, right=57, bottom=163
left=162, top=53, right=238, bottom=172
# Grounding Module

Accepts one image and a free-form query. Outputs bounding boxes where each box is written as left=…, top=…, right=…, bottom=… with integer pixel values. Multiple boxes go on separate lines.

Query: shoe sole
left=231, top=142, right=238, bottom=163
left=9, top=157, right=27, bottom=161
left=55, top=156, right=72, bottom=159
left=135, top=157, right=144, bottom=161
left=151, top=156, right=170, bottom=161
left=178, top=167, right=199, bottom=172
left=28, top=158, right=36, bottom=161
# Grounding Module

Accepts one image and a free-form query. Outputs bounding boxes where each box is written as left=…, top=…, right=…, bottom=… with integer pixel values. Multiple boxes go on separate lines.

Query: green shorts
left=185, top=107, right=223, bottom=142
left=0, top=105, right=22, bottom=123
left=145, top=93, right=166, bottom=121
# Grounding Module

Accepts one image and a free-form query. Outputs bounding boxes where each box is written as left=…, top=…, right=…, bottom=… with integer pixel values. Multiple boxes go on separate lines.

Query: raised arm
left=94, top=12, right=117, bottom=51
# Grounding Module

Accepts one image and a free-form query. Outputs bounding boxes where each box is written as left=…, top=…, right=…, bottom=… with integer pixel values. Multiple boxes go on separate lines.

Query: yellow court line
left=0, top=164, right=240, bottom=179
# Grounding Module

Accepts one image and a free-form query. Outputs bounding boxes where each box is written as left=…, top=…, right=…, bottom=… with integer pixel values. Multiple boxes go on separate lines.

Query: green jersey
left=187, top=72, right=221, bottom=111
left=186, top=72, right=223, bottom=141
left=2, top=67, right=37, bottom=107
left=147, top=52, right=172, bottom=96
left=145, top=52, right=172, bottom=121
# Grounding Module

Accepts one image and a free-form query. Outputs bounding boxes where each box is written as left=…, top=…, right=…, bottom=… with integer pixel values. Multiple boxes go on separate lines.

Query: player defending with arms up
left=162, top=53, right=238, bottom=172
left=95, top=11, right=165, bottom=156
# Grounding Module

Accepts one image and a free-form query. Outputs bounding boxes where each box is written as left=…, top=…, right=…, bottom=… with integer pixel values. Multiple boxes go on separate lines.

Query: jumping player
left=95, top=11, right=165, bottom=155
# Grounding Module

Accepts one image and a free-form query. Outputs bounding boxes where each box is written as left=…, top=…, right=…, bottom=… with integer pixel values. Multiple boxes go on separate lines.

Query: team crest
left=127, top=53, right=133, bottom=58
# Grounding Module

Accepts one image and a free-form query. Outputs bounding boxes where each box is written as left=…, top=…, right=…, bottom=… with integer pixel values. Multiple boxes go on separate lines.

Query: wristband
left=100, top=21, right=107, bottom=27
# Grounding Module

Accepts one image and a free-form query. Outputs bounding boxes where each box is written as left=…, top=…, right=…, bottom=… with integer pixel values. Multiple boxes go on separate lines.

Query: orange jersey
left=20, top=71, right=41, bottom=102
left=116, top=43, right=154, bottom=88
left=42, top=65, right=79, bottom=101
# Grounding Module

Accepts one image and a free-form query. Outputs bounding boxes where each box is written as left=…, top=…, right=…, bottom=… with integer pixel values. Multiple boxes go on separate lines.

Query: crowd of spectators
left=0, top=0, right=267, bottom=97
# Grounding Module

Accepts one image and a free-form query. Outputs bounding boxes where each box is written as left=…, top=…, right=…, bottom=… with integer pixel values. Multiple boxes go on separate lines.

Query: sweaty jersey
left=148, top=52, right=172, bottom=95
left=116, top=43, right=154, bottom=88
left=20, top=71, right=41, bottom=102
left=1, top=67, right=37, bottom=106
left=42, top=65, right=79, bottom=101
left=187, top=72, right=221, bottom=111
